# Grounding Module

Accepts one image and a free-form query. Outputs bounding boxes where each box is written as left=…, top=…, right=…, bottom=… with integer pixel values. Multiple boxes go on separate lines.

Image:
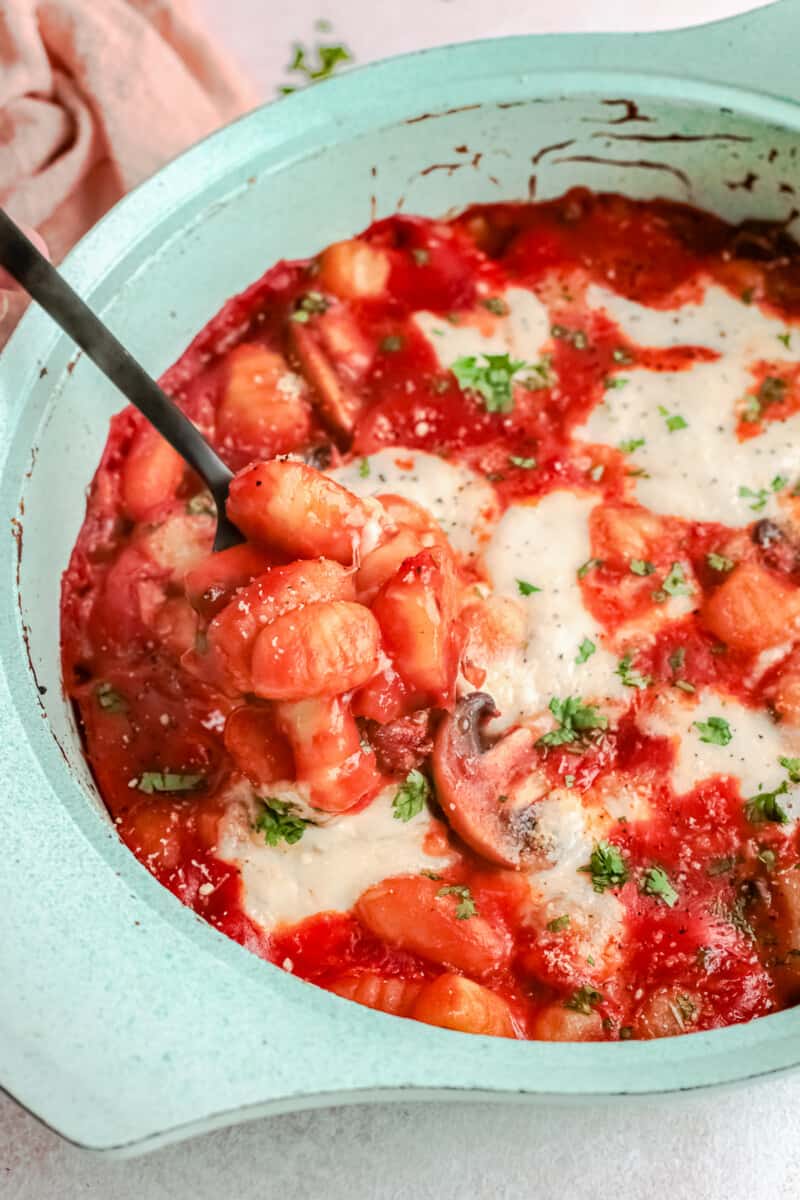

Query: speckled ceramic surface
left=5, top=0, right=800, bottom=1155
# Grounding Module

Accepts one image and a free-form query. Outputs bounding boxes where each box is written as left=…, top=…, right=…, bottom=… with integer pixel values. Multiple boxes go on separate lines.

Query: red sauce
left=61, top=189, right=800, bottom=1041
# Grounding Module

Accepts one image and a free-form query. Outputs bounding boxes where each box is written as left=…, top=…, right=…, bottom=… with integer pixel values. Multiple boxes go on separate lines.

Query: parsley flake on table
left=565, top=985, right=603, bottom=1014
left=575, top=637, right=596, bottom=664
left=254, top=797, right=307, bottom=846
left=437, top=884, right=477, bottom=920
left=279, top=41, right=352, bottom=94
left=629, top=559, right=655, bottom=576
left=693, top=716, right=732, bottom=746
left=642, top=866, right=679, bottom=907
left=536, top=697, right=608, bottom=748
left=451, top=352, right=527, bottom=413
left=605, top=377, right=629, bottom=390
left=658, top=405, right=688, bottom=432
left=707, top=551, right=735, bottom=572
left=618, top=437, right=645, bottom=453
left=580, top=841, right=629, bottom=893
left=392, top=769, right=430, bottom=822
left=745, top=782, right=790, bottom=825
left=615, top=654, right=652, bottom=690
left=358, top=457, right=370, bottom=478
left=777, top=331, right=792, bottom=349
left=137, top=772, right=204, bottom=795
left=517, top=579, right=541, bottom=596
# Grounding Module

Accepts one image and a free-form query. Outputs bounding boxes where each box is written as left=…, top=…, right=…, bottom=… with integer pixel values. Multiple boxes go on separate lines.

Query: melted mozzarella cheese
left=331, top=448, right=498, bottom=561
left=414, top=286, right=550, bottom=368
left=641, top=688, right=800, bottom=819
left=524, top=788, right=624, bottom=976
left=481, top=491, right=626, bottom=727
left=218, top=785, right=452, bottom=930
left=578, top=283, right=800, bottom=526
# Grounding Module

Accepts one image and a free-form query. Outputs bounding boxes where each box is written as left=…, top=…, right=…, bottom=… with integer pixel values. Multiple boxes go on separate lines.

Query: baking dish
left=4, top=0, right=800, bottom=1153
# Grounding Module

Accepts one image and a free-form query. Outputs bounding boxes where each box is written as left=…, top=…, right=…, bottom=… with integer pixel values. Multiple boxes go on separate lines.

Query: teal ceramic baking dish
left=5, top=0, right=800, bottom=1155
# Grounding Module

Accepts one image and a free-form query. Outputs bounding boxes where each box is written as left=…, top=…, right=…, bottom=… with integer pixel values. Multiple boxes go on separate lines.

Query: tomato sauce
left=61, top=189, right=800, bottom=1041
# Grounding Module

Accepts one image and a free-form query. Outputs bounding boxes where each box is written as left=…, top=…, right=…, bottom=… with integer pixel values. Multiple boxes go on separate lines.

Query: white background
left=3, top=1, right=799, bottom=1196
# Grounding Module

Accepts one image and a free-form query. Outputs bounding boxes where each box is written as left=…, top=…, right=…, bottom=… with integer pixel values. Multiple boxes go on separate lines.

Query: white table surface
left=4, top=1, right=800, bottom=1195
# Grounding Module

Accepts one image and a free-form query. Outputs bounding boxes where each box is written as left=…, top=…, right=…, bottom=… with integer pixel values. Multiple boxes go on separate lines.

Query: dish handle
left=584, top=0, right=800, bottom=107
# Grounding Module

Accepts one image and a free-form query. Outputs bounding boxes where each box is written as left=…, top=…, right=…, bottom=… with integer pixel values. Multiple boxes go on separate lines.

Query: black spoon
left=0, top=209, right=244, bottom=552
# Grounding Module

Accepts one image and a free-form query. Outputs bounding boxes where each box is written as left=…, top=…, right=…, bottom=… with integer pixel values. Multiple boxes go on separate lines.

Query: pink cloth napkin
left=0, top=0, right=257, bottom=339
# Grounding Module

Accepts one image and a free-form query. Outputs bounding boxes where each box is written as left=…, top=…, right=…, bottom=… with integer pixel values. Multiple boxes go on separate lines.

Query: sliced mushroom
left=290, top=321, right=363, bottom=442
left=432, top=692, right=546, bottom=869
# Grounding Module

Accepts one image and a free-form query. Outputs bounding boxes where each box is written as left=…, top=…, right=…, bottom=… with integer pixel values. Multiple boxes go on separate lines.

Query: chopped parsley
left=580, top=841, right=629, bottom=893
left=619, top=437, right=645, bottom=453
left=742, top=375, right=786, bottom=423
left=739, top=475, right=786, bottom=511
left=536, top=696, right=608, bottom=748
left=745, top=781, right=790, bottom=825
left=577, top=557, right=603, bottom=580
left=392, top=769, right=430, bottom=822
left=482, top=296, right=509, bottom=315
left=669, top=647, right=686, bottom=672
left=605, top=377, right=628, bottom=390
left=437, top=884, right=477, bottom=920
left=694, top=716, right=732, bottom=746
left=519, top=356, right=556, bottom=393
left=630, top=559, right=655, bottom=576
left=741, top=288, right=754, bottom=304
left=547, top=914, right=571, bottom=933
left=137, top=772, right=204, bottom=795
left=707, top=551, right=735, bottom=572
left=254, top=797, right=307, bottom=846
left=616, top=654, right=652, bottom=690
left=517, top=579, right=541, bottom=596
left=780, top=756, right=800, bottom=783
left=575, top=637, right=596, bottom=665
left=658, top=405, right=688, bottom=432
left=642, top=866, right=678, bottom=907
left=660, top=562, right=694, bottom=597
left=185, top=492, right=215, bottom=516
left=358, top=457, right=370, bottom=478
left=508, top=454, right=536, bottom=469
left=777, top=331, right=792, bottom=349
left=380, top=334, right=404, bottom=353
left=451, top=353, right=526, bottom=413
left=95, top=681, right=127, bottom=713
left=564, top=985, right=603, bottom=1014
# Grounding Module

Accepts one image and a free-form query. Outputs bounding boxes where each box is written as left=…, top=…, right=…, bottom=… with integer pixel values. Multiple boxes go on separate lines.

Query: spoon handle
left=0, top=209, right=242, bottom=549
